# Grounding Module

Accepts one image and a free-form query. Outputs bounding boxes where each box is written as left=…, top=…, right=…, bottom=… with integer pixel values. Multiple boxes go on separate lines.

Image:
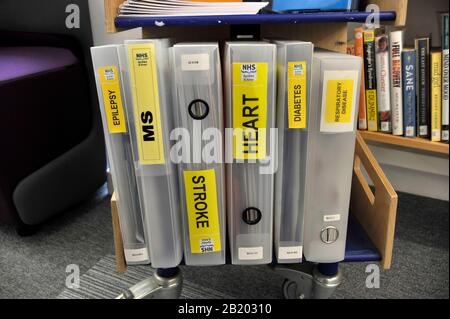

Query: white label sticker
left=238, top=247, right=263, bottom=260
left=420, top=126, right=428, bottom=136
left=279, top=246, right=303, bottom=260
left=324, top=214, right=341, bottom=222
left=405, top=126, right=415, bottom=137
left=181, top=54, right=210, bottom=71
left=124, top=248, right=149, bottom=263
left=240, top=63, right=258, bottom=82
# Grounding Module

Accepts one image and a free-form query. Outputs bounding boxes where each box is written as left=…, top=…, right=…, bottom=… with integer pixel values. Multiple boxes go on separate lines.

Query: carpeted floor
left=0, top=184, right=448, bottom=299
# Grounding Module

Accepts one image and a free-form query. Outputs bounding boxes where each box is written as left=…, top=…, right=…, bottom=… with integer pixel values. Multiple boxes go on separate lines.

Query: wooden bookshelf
left=359, top=131, right=450, bottom=155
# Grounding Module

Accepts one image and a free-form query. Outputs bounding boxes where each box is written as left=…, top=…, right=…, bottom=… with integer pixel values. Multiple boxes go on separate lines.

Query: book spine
left=416, top=38, right=430, bottom=137
left=363, top=30, right=378, bottom=132
left=375, top=34, right=392, bottom=133
left=431, top=52, right=442, bottom=142
left=354, top=28, right=367, bottom=130
left=442, top=13, right=449, bottom=142
left=402, top=51, right=416, bottom=137
left=390, top=31, right=404, bottom=136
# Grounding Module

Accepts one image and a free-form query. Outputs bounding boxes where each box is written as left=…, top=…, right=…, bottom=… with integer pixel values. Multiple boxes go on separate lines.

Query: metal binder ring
left=188, top=99, right=209, bottom=120
left=242, top=207, right=262, bottom=225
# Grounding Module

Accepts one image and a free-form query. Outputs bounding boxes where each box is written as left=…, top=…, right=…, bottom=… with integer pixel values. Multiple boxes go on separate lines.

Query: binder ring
left=242, top=207, right=262, bottom=225
left=188, top=99, right=209, bottom=120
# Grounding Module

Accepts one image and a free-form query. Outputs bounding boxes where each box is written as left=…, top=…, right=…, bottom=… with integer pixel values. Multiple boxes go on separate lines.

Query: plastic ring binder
left=188, top=99, right=210, bottom=120
left=242, top=207, right=262, bottom=225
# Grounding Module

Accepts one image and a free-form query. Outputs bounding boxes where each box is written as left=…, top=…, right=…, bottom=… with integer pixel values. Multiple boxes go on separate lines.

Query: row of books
left=91, top=40, right=362, bottom=267
left=348, top=13, right=449, bottom=143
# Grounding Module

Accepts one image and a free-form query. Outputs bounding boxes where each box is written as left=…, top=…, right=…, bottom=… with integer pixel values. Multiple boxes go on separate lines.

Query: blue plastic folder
left=268, top=0, right=359, bottom=12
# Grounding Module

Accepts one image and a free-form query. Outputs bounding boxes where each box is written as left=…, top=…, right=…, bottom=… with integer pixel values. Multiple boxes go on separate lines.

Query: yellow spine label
left=232, top=62, right=268, bottom=160
left=128, top=43, right=165, bottom=165
left=98, top=66, right=127, bottom=134
left=366, top=89, right=378, bottom=131
left=183, top=169, right=221, bottom=254
left=431, top=52, right=442, bottom=142
left=287, top=61, right=307, bottom=129
left=325, top=79, right=354, bottom=124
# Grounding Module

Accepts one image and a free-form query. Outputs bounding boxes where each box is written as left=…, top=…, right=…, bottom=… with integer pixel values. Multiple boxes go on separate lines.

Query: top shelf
left=114, top=11, right=397, bottom=28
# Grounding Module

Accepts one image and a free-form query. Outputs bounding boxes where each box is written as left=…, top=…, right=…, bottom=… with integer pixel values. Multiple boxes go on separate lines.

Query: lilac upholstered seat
left=0, top=46, right=78, bottom=83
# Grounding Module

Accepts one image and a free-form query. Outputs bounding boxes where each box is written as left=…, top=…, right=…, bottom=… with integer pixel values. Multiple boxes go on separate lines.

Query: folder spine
left=303, top=50, right=361, bottom=263
left=224, top=42, right=276, bottom=265
left=122, top=39, right=183, bottom=268
left=91, top=45, right=149, bottom=265
left=273, top=40, right=313, bottom=264
left=171, top=43, right=226, bottom=266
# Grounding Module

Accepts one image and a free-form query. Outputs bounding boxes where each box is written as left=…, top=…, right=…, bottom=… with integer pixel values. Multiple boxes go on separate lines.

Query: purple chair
left=0, top=31, right=106, bottom=235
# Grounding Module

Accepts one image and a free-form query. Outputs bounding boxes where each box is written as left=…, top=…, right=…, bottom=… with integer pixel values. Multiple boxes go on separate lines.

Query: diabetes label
left=232, top=62, right=268, bottom=160
left=98, top=66, right=127, bottom=134
left=321, top=70, right=358, bottom=133
left=128, top=43, right=165, bottom=165
left=184, top=169, right=222, bottom=254
left=288, top=61, right=307, bottom=129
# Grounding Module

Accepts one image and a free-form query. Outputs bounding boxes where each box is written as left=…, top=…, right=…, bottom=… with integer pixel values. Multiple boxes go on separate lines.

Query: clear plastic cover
left=303, top=50, right=362, bottom=263
left=224, top=42, right=276, bottom=265
left=121, top=40, right=183, bottom=268
left=91, top=45, right=149, bottom=265
left=171, top=43, right=226, bottom=266
left=272, top=41, right=313, bottom=264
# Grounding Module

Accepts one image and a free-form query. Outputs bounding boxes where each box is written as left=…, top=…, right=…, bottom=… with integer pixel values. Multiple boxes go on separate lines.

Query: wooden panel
left=261, top=23, right=348, bottom=53
left=366, top=0, right=408, bottom=26
left=111, top=193, right=127, bottom=273
left=104, top=0, right=125, bottom=33
left=359, top=130, right=450, bottom=155
left=350, top=132, right=398, bottom=269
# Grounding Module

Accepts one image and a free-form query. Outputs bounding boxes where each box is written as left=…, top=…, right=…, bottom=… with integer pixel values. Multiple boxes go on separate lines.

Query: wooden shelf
left=359, top=131, right=450, bottom=155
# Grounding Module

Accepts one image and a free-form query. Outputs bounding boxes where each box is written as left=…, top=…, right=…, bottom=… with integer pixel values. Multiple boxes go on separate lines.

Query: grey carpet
left=1, top=185, right=448, bottom=299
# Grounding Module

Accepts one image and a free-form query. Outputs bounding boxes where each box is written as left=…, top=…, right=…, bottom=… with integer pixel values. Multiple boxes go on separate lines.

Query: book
left=402, top=48, right=417, bottom=138
left=363, top=29, right=378, bottom=132
left=390, top=30, right=404, bottom=136
left=272, top=40, right=313, bottom=264
left=118, top=0, right=268, bottom=16
left=303, top=50, right=360, bottom=263
left=442, top=13, right=449, bottom=142
left=431, top=51, right=442, bottom=142
left=415, top=37, right=431, bottom=138
left=375, top=30, right=392, bottom=133
left=354, top=27, right=368, bottom=130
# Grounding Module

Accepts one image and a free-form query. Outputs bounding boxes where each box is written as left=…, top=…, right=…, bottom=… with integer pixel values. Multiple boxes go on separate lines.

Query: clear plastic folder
left=272, top=40, right=313, bottom=264
left=120, top=39, right=183, bottom=268
left=224, top=42, right=276, bottom=265
left=91, top=45, right=150, bottom=265
left=303, top=50, right=361, bottom=263
left=170, top=43, right=226, bottom=266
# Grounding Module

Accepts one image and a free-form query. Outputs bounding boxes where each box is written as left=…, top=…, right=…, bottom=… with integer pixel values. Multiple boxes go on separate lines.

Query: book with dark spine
left=415, top=37, right=431, bottom=138
left=442, top=13, right=449, bottom=142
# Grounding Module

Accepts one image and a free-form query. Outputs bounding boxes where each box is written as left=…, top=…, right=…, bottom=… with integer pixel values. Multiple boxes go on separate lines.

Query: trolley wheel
left=282, top=279, right=302, bottom=299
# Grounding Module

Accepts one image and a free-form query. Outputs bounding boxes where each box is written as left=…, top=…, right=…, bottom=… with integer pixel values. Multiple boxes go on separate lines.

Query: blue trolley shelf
left=115, top=11, right=396, bottom=28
